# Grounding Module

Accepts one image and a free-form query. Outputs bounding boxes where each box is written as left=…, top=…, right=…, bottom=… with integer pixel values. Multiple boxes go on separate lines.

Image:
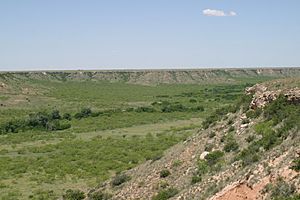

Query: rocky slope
left=85, top=78, right=300, bottom=200
left=1, top=68, right=300, bottom=85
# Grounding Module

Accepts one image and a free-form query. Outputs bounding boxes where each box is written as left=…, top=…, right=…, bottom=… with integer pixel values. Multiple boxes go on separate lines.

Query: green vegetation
left=290, top=158, right=300, bottom=172
left=152, top=187, right=178, bottom=200
left=111, top=174, right=131, bottom=187
left=246, top=109, right=262, bottom=119
left=88, top=191, right=112, bottom=200
left=192, top=151, right=224, bottom=184
left=205, top=150, right=225, bottom=166
left=0, top=110, right=71, bottom=134
left=265, top=178, right=299, bottom=200
left=223, top=134, right=239, bottom=152
left=63, top=189, right=85, bottom=200
left=202, top=94, right=252, bottom=129
left=159, top=169, right=171, bottom=178
left=236, top=95, right=300, bottom=166
left=191, top=160, right=209, bottom=184
left=0, top=75, right=270, bottom=199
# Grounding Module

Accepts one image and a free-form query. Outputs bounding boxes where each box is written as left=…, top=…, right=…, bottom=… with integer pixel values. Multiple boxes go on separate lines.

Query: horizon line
left=1, top=66, right=300, bottom=73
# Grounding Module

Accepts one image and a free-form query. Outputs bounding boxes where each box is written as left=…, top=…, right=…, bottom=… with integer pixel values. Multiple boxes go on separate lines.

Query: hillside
left=0, top=70, right=299, bottom=200
left=85, top=78, right=300, bottom=200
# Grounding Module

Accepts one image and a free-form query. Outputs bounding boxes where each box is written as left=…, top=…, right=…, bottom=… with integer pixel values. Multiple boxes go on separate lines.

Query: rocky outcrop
left=246, top=84, right=278, bottom=109
left=285, top=88, right=300, bottom=104
left=247, top=84, right=300, bottom=109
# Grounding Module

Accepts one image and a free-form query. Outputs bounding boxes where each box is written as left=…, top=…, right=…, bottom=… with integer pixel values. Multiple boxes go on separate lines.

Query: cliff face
left=1, top=68, right=300, bottom=85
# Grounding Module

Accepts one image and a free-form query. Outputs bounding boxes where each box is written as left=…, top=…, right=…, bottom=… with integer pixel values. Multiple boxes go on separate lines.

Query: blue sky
left=1, top=0, right=300, bottom=70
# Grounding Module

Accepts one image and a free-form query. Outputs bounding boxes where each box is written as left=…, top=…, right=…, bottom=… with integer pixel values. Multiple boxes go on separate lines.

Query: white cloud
left=228, top=11, right=237, bottom=16
left=203, top=9, right=237, bottom=17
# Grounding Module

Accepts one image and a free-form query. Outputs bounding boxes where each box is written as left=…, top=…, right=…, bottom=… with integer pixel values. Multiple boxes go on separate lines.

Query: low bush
left=74, top=107, right=92, bottom=119
left=190, top=105, right=204, bottom=112
left=205, top=151, right=224, bottom=166
left=269, top=179, right=297, bottom=200
left=63, top=113, right=72, bottom=120
left=160, top=170, right=171, bottom=178
left=202, top=102, right=241, bottom=129
left=191, top=159, right=210, bottom=184
left=224, top=141, right=239, bottom=152
left=223, top=135, right=239, bottom=152
left=111, top=174, right=131, bottom=187
left=152, top=187, right=178, bottom=200
left=246, top=109, right=262, bottom=119
left=63, top=189, right=85, bottom=200
left=135, top=106, right=156, bottom=113
left=88, top=191, right=112, bottom=200
left=51, top=110, right=61, bottom=120
left=290, top=158, right=300, bottom=172
left=189, top=98, right=197, bottom=103
left=228, top=126, right=235, bottom=132
left=0, top=110, right=71, bottom=134
left=235, top=142, right=260, bottom=166
left=191, top=175, right=202, bottom=184
left=161, top=104, right=188, bottom=113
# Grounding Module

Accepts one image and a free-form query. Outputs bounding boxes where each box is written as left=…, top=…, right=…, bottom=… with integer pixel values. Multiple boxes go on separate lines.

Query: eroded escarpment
left=1, top=68, right=300, bottom=85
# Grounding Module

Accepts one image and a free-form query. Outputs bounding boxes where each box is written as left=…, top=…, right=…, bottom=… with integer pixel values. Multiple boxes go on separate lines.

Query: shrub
left=236, top=145, right=260, bottom=166
left=172, top=160, right=182, bottom=167
left=51, top=110, right=61, bottom=120
left=63, top=189, right=85, bottom=200
left=0, top=110, right=72, bottom=134
left=0, top=119, right=26, bottom=134
left=189, top=99, right=197, bottom=103
left=196, top=160, right=209, bottom=175
left=228, top=126, right=235, bottom=132
left=246, top=135, right=255, bottom=143
left=152, top=187, right=178, bottom=200
left=290, top=158, right=300, bottom=172
left=201, top=104, right=238, bottom=129
left=74, top=108, right=92, bottom=119
left=205, top=151, right=224, bottom=166
left=246, top=109, right=261, bottom=119
left=111, top=174, right=131, bottom=187
left=160, top=170, right=171, bottom=178
left=88, top=191, right=112, bottom=200
left=224, top=140, right=239, bottom=152
left=269, top=179, right=296, bottom=199
left=191, top=175, right=202, bottom=184
left=149, top=154, right=163, bottom=162
left=161, top=103, right=188, bottom=113
left=223, top=134, right=239, bottom=152
left=135, top=106, right=156, bottom=113
left=63, top=113, right=72, bottom=120
left=91, top=112, right=101, bottom=117
left=190, top=105, right=204, bottom=112
left=28, top=112, right=49, bottom=128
